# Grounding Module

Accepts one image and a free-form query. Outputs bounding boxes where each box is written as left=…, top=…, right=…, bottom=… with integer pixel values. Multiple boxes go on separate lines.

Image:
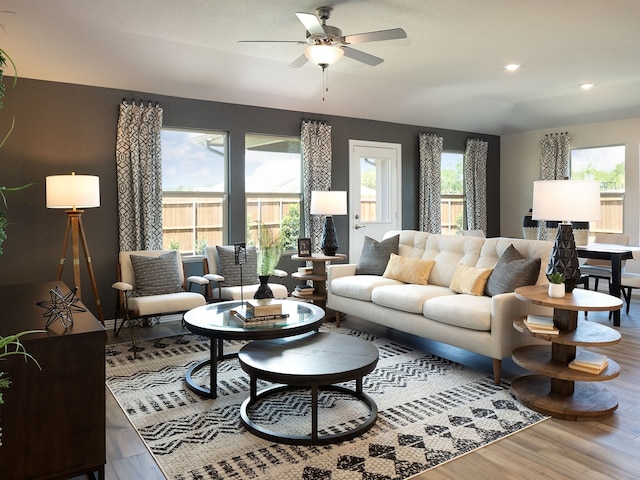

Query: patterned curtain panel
left=115, top=100, right=164, bottom=252
left=538, top=132, right=570, bottom=240
left=418, top=132, right=443, bottom=233
left=301, top=120, right=332, bottom=252
left=464, top=138, right=488, bottom=232
left=540, top=133, right=570, bottom=180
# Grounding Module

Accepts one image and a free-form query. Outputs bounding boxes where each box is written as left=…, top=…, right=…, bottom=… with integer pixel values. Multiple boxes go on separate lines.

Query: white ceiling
left=4, top=0, right=640, bottom=135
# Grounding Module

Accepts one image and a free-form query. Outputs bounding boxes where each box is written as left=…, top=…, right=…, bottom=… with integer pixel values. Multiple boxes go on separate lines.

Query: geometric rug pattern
left=106, top=325, right=548, bottom=479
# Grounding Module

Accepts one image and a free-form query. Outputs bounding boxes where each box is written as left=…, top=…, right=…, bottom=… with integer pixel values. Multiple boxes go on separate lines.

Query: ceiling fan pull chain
left=322, top=65, right=327, bottom=101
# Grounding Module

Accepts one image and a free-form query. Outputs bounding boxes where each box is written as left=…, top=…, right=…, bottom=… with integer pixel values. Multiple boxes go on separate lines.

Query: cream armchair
left=202, top=245, right=288, bottom=301
left=112, top=249, right=208, bottom=353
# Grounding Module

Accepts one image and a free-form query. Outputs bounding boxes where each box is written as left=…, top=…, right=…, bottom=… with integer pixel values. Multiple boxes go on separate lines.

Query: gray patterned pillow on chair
left=215, top=246, right=259, bottom=286
left=130, top=250, right=184, bottom=297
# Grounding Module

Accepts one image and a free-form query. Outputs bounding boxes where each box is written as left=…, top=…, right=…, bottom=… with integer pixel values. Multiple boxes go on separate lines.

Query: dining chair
left=580, top=233, right=630, bottom=291
left=620, top=273, right=640, bottom=314
left=461, top=229, right=485, bottom=237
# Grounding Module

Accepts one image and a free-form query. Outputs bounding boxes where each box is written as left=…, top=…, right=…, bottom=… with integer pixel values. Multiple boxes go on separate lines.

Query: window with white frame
left=441, top=151, right=464, bottom=235
left=570, top=145, right=625, bottom=236
left=160, top=128, right=227, bottom=255
left=244, top=134, right=302, bottom=250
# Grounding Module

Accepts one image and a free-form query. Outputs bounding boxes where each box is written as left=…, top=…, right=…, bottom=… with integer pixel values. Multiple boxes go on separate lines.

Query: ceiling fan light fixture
left=304, top=44, right=344, bottom=68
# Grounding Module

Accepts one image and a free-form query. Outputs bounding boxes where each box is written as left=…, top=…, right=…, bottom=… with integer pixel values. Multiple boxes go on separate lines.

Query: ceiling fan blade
left=296, top=12, right=326, bottom=38
left=343, top=47, right=384, bottom=66
left=343, top=28, right=407, bottom=44
left=288, top=54, right=308, bottom=68
left=238, top=40, right=305, bottom=44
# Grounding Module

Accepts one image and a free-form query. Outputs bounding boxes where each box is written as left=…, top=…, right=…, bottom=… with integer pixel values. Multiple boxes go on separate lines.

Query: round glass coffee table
left=183, top=300, right=325, bottom=398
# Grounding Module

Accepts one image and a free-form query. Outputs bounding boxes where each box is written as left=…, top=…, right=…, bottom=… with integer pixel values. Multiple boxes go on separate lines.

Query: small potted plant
left=547, top=271, right=565, bottom=298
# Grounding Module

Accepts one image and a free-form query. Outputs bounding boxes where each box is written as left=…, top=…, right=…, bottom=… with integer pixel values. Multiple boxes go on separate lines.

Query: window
left=570, top=145, right=625, bottom=235
left=161, top=129, right=227, bottom=255
left=245, top=134, right=302, bottom=250
left=441, top=151, right=464, bottom=235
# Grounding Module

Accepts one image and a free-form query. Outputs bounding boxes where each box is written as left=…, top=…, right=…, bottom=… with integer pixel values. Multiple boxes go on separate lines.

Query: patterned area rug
left=106, top=325, right=547, bottom=479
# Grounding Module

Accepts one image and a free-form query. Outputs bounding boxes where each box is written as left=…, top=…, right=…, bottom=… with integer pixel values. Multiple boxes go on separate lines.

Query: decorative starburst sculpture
left=36, top=286, right=86, bottom=329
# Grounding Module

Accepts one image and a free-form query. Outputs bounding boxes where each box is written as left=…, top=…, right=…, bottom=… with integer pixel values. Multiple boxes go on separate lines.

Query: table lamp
left=532, top=179, right=601, bottom=292
left=310, top=190, right=347, bottom=256
left=46, top=172, right=104, bottom=323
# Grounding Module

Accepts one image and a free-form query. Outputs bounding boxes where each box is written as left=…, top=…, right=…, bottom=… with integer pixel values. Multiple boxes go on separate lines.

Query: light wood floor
left=81, top=300, right=640, bottom=480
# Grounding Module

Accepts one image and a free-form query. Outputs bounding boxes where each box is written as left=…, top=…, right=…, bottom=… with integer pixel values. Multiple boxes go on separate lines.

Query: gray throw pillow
left=130, top=251, right=184, bottom=297
left=355, top=235, right=400, bottom=275
left=485, top=244, right=541, bottom=296
left=216, top=245, right=259, bottom=286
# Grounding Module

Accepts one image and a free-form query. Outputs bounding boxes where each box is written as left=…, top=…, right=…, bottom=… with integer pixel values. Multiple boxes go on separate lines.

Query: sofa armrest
left=490, top=292, right=553, bottom=358
left=327, top=263, right=358, bottom=284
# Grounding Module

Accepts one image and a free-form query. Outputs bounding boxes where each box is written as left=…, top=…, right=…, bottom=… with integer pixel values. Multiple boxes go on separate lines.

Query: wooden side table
left=512, top=285, right=622, bottom=421
left=291, top=253, right=346, bottom=321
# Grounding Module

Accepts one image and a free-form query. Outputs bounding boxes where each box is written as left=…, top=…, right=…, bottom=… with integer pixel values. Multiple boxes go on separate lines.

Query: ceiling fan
left=239, top=6, right=407, bottom=70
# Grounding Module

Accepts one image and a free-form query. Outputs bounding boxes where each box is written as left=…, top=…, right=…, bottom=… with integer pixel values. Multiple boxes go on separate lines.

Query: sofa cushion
left=371, top=284, right=455, bottom=314
left=419, top=234, right=485, bottom=288
left=130, top=251, right=184, bottom=297
left=484, top=244, right=541, bottom=296
left=331, top=275, right=402, bottom=301
left=382, top=253, right=435, bottom=285
left=216, top=245, right=259, bottom=286
left=356, top=235, right=399, bottom=275
left=449, top=264, right=493, bottom=296
left=423, top=294, right=492, bottom=331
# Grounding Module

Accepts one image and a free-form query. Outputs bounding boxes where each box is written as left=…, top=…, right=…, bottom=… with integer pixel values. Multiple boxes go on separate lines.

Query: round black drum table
left=183, top=300, right=325, bottom=398
left=238, top=331, right=379, bottom=445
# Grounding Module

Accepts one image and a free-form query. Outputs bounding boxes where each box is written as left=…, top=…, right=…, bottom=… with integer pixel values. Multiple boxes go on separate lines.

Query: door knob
left=354, top=224, right=366, bottom=229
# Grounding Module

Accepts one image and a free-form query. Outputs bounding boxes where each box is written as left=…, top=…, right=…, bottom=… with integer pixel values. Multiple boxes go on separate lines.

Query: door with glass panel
left=349, top=140, right=402, bottom=263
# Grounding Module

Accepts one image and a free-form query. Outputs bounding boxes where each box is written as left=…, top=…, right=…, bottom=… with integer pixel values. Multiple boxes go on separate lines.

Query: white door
left=349, top=140, right=402, bottom=263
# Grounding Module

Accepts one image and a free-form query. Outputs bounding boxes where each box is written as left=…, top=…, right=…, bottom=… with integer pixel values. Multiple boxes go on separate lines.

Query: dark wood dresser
left=0, top=281, right=106, bottom=479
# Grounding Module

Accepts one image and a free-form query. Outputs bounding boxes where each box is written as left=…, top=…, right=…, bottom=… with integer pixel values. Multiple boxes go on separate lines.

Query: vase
left=254, top=275, right=274, bottom=299
left=548, top=283, right=565, bottom=298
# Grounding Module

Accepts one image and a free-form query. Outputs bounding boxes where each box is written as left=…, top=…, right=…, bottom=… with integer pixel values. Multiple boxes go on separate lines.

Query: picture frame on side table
left=297, top=238, right=312, bottom=257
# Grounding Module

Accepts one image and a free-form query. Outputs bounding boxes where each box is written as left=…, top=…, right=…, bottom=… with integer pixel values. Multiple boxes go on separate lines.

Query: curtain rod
left=121, top=98, right=160, bottom=107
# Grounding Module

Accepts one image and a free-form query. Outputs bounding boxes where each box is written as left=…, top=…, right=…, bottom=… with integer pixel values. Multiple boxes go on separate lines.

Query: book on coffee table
left=231, top=306, right=290, bottom=324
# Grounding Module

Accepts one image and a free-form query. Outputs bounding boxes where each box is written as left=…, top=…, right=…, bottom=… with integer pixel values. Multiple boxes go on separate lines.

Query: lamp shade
left=304, top=45, right=344, bottom=67
left=532, top=180, right=601, bottom=222
left=310, top=190, right=347, bottom=216
left=46, top=174, right=100, bottom=209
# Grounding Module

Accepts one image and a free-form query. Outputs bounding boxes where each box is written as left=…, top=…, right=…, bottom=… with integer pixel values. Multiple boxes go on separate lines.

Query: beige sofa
left=327, top=230, right=554, bottom=384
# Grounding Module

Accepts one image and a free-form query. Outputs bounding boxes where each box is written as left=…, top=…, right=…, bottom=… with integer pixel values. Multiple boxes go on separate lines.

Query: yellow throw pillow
left=382, top=253, right=435, bottom=285
left=449, top=264, right=493, bottom=296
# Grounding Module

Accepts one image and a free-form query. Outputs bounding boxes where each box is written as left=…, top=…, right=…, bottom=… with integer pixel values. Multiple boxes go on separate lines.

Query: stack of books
left=295, top=284, right=315, bottom=296
left=231, top=299, right=289, bottom=324
left=297, top=266, right=313, bottom=275
left=569, top=351, right=609, bottom=374
left=524, top=315, right=559, bottom=335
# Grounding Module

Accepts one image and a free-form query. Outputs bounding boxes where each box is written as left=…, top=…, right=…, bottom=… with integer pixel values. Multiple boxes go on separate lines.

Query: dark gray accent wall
left=0, top=78, right=499, bottom=320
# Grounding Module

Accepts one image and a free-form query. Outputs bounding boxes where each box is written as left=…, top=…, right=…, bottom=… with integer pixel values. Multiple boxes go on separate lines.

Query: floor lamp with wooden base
left=46, top=173, right=104, bottom=324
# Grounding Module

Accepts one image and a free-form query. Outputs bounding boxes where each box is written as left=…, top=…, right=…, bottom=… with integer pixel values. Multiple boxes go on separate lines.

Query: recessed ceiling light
left=580, top=83, right=594, bottom=90
left=504, top=64, right=520, bottom=72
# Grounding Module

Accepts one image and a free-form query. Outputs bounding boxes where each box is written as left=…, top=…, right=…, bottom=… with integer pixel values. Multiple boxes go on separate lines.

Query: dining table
left=577, top=243, right=640, bottom=326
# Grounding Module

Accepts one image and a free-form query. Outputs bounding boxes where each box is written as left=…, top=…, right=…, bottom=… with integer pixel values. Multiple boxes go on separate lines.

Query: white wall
left=501, top=116, right=640, bottom=272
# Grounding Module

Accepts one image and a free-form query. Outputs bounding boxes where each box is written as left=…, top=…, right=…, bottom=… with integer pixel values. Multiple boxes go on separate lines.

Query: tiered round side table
left=291, top=253, right=346, bottom=321
left=512, top=285, right=622, bottom=421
